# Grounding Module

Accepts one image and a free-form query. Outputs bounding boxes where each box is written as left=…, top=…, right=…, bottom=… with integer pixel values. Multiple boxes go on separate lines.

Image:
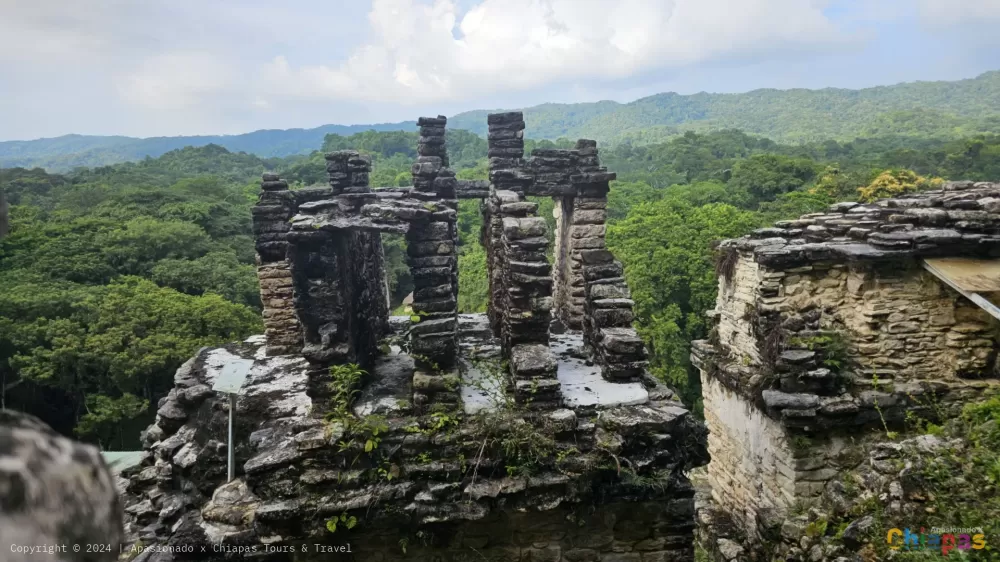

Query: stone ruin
left=7, top=113, right=999, bottom=562
left=693, top=182, right=1000, bottom=560
left=117, top=113, right=709, bottom=562
left=254, top=112, right=648, bottom=401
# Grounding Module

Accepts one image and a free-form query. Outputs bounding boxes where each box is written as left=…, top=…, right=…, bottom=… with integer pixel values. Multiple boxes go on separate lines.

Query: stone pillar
left=485, top=111, right=559, bottom=409
left=482, top=195, right=505, bottom=338
left=252, top=173, right=302, bottom=356
left=325, top=150, right=371, bottom=195
left=408, top=116, right=460, bottom=408
left=570, top=146, right=648, bottom=382
left=485, top=112, right=531, bottom=338
left=495, top=191, right=560, bottom=408
left=284, top=152, right=390, bottom=369
left=552, top=196, right=577, bottom=329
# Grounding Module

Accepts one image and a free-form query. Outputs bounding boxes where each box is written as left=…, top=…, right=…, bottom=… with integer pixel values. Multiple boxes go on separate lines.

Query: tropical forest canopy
left=2, top=117, right=1000, bottom=449
left=2, top=71, right=999, bottom=171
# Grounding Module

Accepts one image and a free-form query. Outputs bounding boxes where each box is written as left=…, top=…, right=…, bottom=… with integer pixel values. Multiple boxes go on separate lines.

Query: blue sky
left=1, top=0, right=999, bottom=141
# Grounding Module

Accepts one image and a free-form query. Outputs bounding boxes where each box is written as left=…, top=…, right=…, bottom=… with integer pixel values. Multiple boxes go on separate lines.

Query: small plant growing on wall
left=325, top=512, right=357, bottom=534
left=714, top=245, right=740, bottom=285
left=789, top=331, right=850, bottom=373
left=327, top=363, right=366, bottom=423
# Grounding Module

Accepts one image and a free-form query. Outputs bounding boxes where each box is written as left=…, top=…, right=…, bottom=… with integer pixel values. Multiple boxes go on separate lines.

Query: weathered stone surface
left=695, top=180, right=1000, bottom=562
left=511, top=343, right=558, bottom=377
left=103, top=113, right=708, bottom=560
left=0, top=410, right=124, bottom=559
left=762, top=390, right=820, bottom=410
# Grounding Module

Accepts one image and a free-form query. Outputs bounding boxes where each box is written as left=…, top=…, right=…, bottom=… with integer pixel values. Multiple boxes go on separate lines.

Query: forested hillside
left=0, top=122, right=416, bottom=171
left=2, top=126, right=999, bottom=448
left=3, top=71, right=999, bottom=171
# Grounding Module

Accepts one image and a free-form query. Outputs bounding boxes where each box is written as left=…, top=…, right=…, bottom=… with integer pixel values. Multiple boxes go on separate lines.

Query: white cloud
left=1, top=0, right=998, bottom=139
left=919, top=0, right=1000, bottom=27
left=257, top=0, right=849, bottom=106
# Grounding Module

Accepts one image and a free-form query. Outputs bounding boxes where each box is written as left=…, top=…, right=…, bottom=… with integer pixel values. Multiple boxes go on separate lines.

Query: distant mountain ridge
left=0, top=123, right=415, bottom=171
left=3, top=71, right=999, bottom=171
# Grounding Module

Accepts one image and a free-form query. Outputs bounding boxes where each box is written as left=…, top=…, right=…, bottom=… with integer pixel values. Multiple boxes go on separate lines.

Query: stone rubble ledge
left=120, top=335, right=708, bottom=559
left=692, top=338, right=1000, bottom=433
left=720, top=181, right=1000, bottom=269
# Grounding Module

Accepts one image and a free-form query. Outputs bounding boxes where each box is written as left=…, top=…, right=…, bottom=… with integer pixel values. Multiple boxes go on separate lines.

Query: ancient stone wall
left=252, top=175, right=302, bottom=356
left=121, top=332, right=707, bottom=562
left=253, top=160, right=391, bottom=366
left=700, top=374, right=795, bottom=537
left=694, top=181, right=1000, bottom=559
left=407, top=116, right=460, bottom=372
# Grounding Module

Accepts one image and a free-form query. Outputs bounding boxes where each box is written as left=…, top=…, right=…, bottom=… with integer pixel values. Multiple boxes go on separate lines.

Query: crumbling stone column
left=485, top=112, right=560, bottom=408
left=567, top=144, right=648, bottom=383
left=552, top=197, right=579, bottom=329
left=283, top=153, right=390, bottom=368
left=408, top=116, right=461, bottom=407
left=325, top=150, right=371, bottom=195
left=485, top=112, right=531, bottom=338
left=252, top=173, right=302, bottom=356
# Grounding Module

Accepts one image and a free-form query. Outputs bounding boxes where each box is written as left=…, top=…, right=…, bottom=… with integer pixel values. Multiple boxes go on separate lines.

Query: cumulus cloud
left=1, top=0, right=998, bottom=139
left=258, top=0, right=847, bottom=105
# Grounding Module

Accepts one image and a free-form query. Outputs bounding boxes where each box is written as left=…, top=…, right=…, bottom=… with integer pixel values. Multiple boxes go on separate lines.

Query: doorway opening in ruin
left=382, top=233, right=412, bottom=314
left=456, top=199, right=488, bottom=313
left=453, top=196, right=557, bottom=316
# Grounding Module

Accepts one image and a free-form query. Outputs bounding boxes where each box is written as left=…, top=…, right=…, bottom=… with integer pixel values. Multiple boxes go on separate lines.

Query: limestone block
left=511, top=344, right=558, bottom=377
left=573, top=209, right=607, bottom=225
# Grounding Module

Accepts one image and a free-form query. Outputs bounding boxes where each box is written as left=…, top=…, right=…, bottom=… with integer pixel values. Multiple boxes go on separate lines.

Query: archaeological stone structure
left=253, top=112, right=649, bottom=407
left=693, top=181, right=1000, bottom=560
left=117, top=113, right=708, bottom=562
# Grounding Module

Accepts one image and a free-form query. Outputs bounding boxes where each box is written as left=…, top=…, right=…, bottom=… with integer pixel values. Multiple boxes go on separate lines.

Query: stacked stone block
left=564, top=150, right=648, bottom=383
left=408, top=116, right=460, bottom=407
left=527, top=148, right=578, bottom=197
left=485, top=112, right=530, bottom=338
left=692, top=181, right=1000, bottom=556
left=487, top=112, right=532, bottom=194
left=252, top=173, right=302, bottom=356
left=325, top=150, right=372, bottom=195
left=581, top=249, right=648, bottom=382
left=482, top=194, right=505, bottom=337
left=552, top=197, right=580, bottom=329
left=484, top=112, right=560, bottom=408
left=498, top=195, right=553, bottom=348
left=497, top=192, right=560, bottom=408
